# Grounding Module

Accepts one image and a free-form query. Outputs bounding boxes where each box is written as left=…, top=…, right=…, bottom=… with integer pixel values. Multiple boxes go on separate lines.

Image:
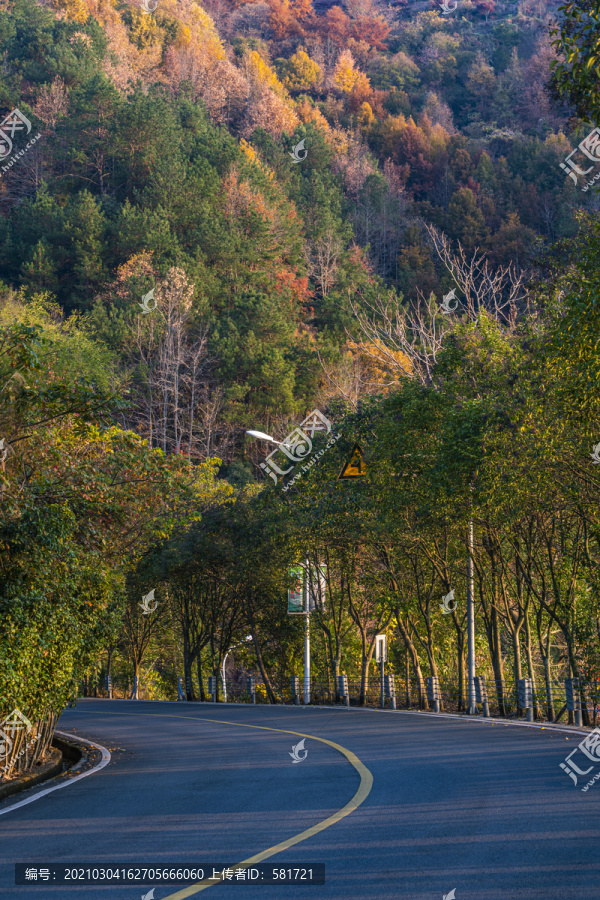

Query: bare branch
left=347, top=227, right=532, bottom=386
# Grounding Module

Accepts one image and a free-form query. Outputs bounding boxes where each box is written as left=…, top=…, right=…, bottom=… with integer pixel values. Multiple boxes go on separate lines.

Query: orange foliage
left=323, top=6, right=352, bottom=46
left=275, top=268, right=313, bottom=308
left=348, top=71, right=373, bottom=112
left=296, top=98, right=331, bottom=132
left=267, top=0, right=304, bottom=39
left=290, top=0, right=316, bottom=25
left=369, top=89, right=388, bottom=119
left=320, top=6, right=389, bottom=51
left=348, top=243, right=374, bottom=274
left=350, top=15, right=390, bottom=51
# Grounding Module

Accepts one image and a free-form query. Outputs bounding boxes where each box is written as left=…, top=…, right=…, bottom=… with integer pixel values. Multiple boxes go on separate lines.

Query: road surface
left=0, top=700, right=598, bottom=899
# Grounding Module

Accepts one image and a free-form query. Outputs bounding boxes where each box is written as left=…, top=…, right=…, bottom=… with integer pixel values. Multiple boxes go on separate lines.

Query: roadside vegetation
left=1, top=0, right=600, bottom=776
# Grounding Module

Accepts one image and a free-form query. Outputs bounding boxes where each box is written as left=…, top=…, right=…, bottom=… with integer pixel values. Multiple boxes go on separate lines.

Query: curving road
left=0, top=700, right=598, bottom=899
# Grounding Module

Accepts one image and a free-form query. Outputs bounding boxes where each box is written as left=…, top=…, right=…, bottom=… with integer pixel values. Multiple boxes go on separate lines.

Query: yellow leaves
left=49, top=0, right=88, bottom=23
left=328, top=127, right=351, bottom=156
left=280, top=49, right=322, bottom=92
left=357, top=101, right=374, bottom=129
left=239, top=139, right=258, bottom=164
left=242, top=50, right=299, bottom=137
left=188, top=5, right=226, bottom=61
left=174, top=24, right=193, bottom=49
left=239, top=139, right=276, bottom=181
left=347, top=338, right=413, bottom=386
left=245, top=50, right=289, bottom=99
left=351, top=71, right=372, bottom=99
left=333, top=50, right=360, bottom=93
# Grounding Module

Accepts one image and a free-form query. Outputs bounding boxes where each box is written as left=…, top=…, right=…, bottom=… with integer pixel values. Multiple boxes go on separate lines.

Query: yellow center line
left=71, top=708, right=373, bottom=898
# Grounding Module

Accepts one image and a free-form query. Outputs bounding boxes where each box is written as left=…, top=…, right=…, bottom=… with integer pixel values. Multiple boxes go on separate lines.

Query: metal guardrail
left=79, top=674, right=600, bottom=725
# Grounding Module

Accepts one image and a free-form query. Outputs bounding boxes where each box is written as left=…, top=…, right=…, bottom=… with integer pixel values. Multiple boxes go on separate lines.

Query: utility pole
left=304, top=558, right=310, bottom=705
left=467, top=516, right=477, bottom=714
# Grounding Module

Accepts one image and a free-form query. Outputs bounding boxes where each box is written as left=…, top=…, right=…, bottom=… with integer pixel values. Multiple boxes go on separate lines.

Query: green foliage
left=1, top=0, right=599, bottom=735
left=550, top=0, right=600, bottom=121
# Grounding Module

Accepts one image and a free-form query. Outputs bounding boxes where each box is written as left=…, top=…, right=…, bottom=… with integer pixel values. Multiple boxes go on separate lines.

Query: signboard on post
left=288, top=564, right=327, bottom=613
left=375, top=634, right=387, bottom=663
left=208, top=676, right=217, bottom=700
left=338, top=443, right=367, bottom=480
left=287, top=566, right=305, bottom=614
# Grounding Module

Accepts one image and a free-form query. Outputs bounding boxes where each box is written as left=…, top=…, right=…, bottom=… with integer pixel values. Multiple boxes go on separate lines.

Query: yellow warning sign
left=338, top=443, right=366, bottom=479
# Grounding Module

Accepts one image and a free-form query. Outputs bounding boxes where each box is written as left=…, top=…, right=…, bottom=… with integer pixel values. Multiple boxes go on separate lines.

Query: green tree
left=446, top=188, right=490, bottom=250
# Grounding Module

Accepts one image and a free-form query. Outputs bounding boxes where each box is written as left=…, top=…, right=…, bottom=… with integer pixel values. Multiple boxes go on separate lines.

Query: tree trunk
left=248, top=629, right=277, bottom=704
left=541, top=648, right=555, bottom=721
left=183, top=635, right=196, bottom=701
left=524, top=612, right=541, bottom=720
left=197, top=655, right=206, bottom=702
left=456, top=630, right=466, bottom=712
left=491, top=601, right=507, bottom=715
left=131, top=659, right=140, bottom=699
left=395, top=612, right=428, bottom=710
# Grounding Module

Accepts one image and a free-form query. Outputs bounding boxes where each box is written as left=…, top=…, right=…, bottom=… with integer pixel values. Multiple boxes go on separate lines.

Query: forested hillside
left=0, top=0, right=585, bottom=468
left=2, top=0, right=600, bottom=768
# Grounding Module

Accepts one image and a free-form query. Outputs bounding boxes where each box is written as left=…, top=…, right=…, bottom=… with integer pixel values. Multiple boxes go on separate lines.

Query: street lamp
left=222, top=635, right=253, bottom=703
left=303, top=559, right=311, bottom=705
left=246, top=430, right=294, bottom=447
left=247, top=428, right=313, bottom=705
left=467, top=514, right=477, bottom=715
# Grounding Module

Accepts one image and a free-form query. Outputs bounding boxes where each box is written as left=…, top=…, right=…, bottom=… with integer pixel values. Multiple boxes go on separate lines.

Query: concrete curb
left=0, top=748, right=63, bottom=802
left=0, top=731, right=110, bottom=818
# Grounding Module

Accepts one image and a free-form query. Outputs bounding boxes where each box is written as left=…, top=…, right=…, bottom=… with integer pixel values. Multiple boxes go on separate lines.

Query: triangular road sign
left=338, top=443, right=366, bottom=479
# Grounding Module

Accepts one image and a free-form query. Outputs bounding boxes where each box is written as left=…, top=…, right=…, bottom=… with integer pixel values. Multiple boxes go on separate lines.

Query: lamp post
left=467, top=516, right=477, bottom=715
left=222, top=635, right=253, bottom=703
left=303, top=558, right=311, bottom=705
left=246, top=429, right=313, bottom=706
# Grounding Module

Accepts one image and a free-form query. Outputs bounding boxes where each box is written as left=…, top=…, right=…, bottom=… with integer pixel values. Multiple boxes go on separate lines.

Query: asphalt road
left=0, top=700, right=598, bottom=900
